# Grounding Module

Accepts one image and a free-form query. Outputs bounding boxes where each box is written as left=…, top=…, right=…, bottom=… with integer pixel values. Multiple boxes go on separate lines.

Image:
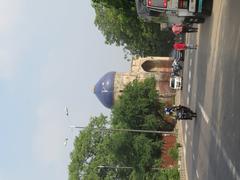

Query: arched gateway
left=94, top=57, right=175, bottom=108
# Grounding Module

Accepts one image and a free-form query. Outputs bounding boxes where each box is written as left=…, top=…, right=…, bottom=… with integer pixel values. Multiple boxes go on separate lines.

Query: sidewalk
left=175, top=90, right=188, bottom=180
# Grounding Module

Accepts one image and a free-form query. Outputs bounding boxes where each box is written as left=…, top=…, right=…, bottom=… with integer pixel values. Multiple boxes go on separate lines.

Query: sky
left=0, top=0, right=130, bottom=179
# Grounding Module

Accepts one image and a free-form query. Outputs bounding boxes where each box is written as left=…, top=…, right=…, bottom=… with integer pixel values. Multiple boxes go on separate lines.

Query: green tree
left=110, top=77, right=174, bottom=177
left=91, top=0, right=174, bottom=57
left=68, top=78, right=176, bottom=179
left=69, top=115, right=117, bottom=179
left=112, top=77, right=173, bottom=131
left=68, top=115, right=134, bottom=180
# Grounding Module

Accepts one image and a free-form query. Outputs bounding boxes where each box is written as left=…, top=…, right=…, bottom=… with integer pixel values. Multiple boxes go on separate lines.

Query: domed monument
left=94, top=71, right=116, bottom=108
left=94, top=56, right=175, bottom=109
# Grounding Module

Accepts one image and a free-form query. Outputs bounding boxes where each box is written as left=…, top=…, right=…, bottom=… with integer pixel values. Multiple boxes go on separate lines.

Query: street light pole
left=97, top=165, right=161, bottom=170
left=98, top=165, right=132, bottom=169
left=69, top=125, right=175, bottom=134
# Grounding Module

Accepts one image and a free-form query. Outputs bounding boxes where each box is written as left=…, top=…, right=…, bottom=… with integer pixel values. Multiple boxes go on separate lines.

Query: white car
left=169, top=76, right=182, bottom=90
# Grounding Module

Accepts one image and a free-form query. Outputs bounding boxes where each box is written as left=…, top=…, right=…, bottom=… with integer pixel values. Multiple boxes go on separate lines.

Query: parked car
left=169, top=75, right=182, bottom=90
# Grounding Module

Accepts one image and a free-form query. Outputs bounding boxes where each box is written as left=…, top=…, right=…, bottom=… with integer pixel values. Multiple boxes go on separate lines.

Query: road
left=181, top=0, right=240, bottom=180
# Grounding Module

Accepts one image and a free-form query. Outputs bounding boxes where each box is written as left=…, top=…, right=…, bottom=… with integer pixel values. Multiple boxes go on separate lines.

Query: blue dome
left=94, top=72, right=116, bottom=108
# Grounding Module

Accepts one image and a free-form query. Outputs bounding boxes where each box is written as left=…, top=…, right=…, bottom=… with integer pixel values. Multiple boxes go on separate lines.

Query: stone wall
left=113, top=56, right=175, bottom=104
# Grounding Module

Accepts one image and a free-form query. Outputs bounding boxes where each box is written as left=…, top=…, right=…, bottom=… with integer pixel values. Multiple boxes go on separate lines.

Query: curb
left=175, top=90, right=188, bottom=180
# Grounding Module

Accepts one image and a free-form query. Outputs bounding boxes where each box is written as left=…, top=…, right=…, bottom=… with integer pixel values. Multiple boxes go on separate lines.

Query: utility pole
left=69, top=125, right=175, bottom=134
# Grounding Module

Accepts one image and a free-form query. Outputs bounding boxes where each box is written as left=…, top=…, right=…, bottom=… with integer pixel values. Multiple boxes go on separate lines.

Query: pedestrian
left=171, top=23, right=198, bottom=35
left=173, top=42, right=197, bottom=51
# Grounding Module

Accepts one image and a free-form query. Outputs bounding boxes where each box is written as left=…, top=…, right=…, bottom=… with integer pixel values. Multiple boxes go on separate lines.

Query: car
left=169, top=75, right=182, bottom=90
left=170, top=49, right=184, bottom=62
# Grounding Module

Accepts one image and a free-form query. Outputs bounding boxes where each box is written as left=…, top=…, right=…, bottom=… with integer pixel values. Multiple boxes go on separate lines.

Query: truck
left=135, top=0, right=212, bottom=24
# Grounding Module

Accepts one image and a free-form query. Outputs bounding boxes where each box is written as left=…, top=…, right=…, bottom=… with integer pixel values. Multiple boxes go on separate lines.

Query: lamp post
left=69, top=125, right=175, bottom=134
left=97, top=165, right=161, bottom=170
left=98, top=165, right=132, bottom=169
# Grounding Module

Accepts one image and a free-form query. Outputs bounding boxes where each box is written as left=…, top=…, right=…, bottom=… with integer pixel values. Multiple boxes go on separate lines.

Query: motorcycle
left=172, top=59, right=183, bottom=75
left=170, top=49, right=185, bottom=62
left=175, top=106, right=197, bottom=120
left=164, top=105, right=197, bottom=120
left=170, top=71, right=180, bottom=77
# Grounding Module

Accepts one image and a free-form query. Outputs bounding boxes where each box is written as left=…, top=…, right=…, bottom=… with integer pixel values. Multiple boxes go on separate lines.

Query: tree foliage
left=110, top=77, right=174, bottom=178
left=68, top=115, right=118, bottom=180
left=91, top=0, right=174, bottom=57
left=68, top=78, right=176, bottom=179
left=112, top=77, right=174, bottom=131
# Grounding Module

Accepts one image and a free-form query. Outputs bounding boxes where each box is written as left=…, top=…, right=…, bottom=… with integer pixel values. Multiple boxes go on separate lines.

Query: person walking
left=171, top=24, right=198, bottom=35
left=173, top=42, right=197, bottom=51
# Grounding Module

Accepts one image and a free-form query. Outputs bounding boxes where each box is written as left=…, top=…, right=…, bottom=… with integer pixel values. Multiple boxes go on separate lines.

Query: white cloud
left=32, top=100, right=68, bottom=165
left=0, top=50, right=17, bottom=79
left=30, top=36, right=128, bottom=178
left=31, top=51, right=85, bottom=180
left=31, top=47, right=97, bottom=164
left=0, top=170, right=6, bottom=180
left=0, top=0, right=21, bottom=32
left=0, top=0, right=23, bottom=80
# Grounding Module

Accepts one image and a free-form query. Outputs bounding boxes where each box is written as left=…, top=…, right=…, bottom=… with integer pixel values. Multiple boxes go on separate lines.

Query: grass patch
left=168, top=143, right=181, bottom=161
left=158, top=167, right=180, bottom=180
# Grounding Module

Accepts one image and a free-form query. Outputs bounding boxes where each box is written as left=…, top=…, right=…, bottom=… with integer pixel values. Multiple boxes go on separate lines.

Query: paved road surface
left=181, top=0, right=240, bottom=179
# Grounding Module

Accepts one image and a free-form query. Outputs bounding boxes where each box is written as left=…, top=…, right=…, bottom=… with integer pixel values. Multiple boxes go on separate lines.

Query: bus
left=135, top=0, right=212, bottom=24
